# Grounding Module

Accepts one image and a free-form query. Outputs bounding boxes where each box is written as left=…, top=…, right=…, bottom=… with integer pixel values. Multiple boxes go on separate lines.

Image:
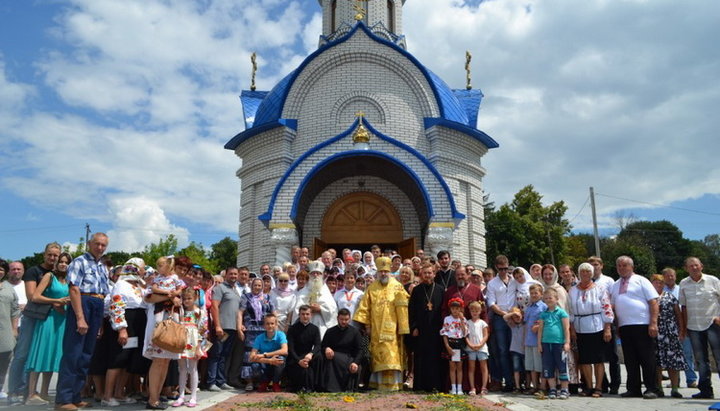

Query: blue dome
left=251, top=23, right=472, bottom=128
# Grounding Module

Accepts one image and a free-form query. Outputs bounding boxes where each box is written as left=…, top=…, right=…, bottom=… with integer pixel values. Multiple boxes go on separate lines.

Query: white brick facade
left=228, top=3, right=495, bottom=271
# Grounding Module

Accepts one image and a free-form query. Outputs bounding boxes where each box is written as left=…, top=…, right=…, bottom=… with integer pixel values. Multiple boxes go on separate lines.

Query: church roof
left=239, top=90, right=268, bottom=129
left=251, top=22, right=473, bottom=128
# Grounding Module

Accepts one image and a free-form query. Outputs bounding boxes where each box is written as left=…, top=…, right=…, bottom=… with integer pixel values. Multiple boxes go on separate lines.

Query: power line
left=567, top=195, right=590, bottom=225
left=596, top=192, right=720, bottom=217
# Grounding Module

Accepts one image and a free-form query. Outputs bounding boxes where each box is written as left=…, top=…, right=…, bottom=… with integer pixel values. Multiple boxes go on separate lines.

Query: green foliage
left=104, top=251, right=133, bottom=266
left=141, top=234, right=178, bottom=268
left=601, top=237, right=656, bottom=277
left=20, top=252, right=44, bottom=269
left=486, top=185, right=571, bottom=268
left=617, top=220, right=691, bottom=270
left=564, top=234, right=590, bottom=269
left=178, top=242, right=218, bottom=274
left=210, top=236, right=238, bottom=271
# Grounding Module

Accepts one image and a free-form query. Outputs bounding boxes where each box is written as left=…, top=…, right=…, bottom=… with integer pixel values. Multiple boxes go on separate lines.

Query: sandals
left=480, top=388, right=488, bottom=396
left=592, top=389, right=602, bottom=398
left=468, top=389, right=477, bottom=396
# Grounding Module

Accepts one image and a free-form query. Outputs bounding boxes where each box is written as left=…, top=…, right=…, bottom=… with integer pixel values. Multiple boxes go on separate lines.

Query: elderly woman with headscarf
left=568, top=262, right=613, bottom=398
left=238, top=278, right=274, bottom=391
left=362, top=252, right=376, bottom=277
left=270, top=273, right=297, bottom=333
left=101, top=260, right=150, bottom=406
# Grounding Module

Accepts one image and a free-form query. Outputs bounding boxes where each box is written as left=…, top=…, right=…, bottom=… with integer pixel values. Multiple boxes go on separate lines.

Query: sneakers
left=219, top=383, right=233, bottom=390
left=100, top=398, right=120, bottom=407
left=186, top=400, right=197, bottom=408
left=272, top=383, right=281, bottom=393
left=548, top=389, right=557, bottom=399
left=171, top=398, right=184, bottom=407
left=257, top=382, right=268, bottom=393
left=671, top=390, right=683, bottom=399
left=207, top=385, right=221, bottom=392
left=244, top=383, right=254, bottom=392
left=558, top=389, right=569, bottom=400
left=8, top=395, right=24, bottom=405
left=688, top=381, right=698, bottom=389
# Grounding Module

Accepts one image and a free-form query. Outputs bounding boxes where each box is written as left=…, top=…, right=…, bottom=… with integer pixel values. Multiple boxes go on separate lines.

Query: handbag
left=151, top=307, right=187, bottom=353
left=22, top=301, right=52, bottom=320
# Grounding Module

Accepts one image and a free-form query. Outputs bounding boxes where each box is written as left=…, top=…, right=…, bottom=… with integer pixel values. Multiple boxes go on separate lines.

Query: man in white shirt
left=679, top=257, right=720, bottom=399
left=8, top=262, right=26, bottom=309
left=485, top=255, right=515, bottom=392
left=610, top=255, right=659, bottom=399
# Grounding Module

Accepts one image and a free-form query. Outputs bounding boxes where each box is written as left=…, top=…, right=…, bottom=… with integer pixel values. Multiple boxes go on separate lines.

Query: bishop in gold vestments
left=353, top=256, right=409, bottom=390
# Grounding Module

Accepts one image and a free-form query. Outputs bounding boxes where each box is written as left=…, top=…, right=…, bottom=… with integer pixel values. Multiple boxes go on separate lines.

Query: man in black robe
left=285, top=305, right=321, bottom=392
left=409, top=263, right=445, bottom=392
left=435, top=250, right=456, bottom=292
left=319, top=308, right=362, bottom=392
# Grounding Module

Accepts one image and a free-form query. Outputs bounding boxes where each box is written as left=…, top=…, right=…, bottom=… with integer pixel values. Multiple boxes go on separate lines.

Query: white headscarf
left=362, top=251, right=376, bottom=276
left=512, top=267, right=541, bottom=309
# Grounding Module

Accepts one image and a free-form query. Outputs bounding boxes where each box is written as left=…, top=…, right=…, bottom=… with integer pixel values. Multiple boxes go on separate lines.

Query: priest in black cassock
left=285, top=305, right=321, bottom=392
left=319, top=308, right=362, bottom=392
left=409, top=262, right=445, bottom=392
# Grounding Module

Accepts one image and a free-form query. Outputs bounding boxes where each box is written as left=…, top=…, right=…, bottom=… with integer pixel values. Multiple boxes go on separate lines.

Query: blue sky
left=1, top=0, right=719, bottom=262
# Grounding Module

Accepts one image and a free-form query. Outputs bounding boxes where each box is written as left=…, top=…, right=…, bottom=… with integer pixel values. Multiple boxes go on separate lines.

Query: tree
left=617, top=220, right=691, bottom=270
left=142, top=235, right=179, bottom=268
left=179, top=242, right=219, bottom=274
left=20, top=252, right=44, bottom=269
left=485, top=185, right=571, bottom=268
left=601, top=237, right=656, bottom=277
left=563, top=234, right=590, bottom=270
left=104, top=251, right=133, bottom=266
left=210, top=237, right=238, bottom=271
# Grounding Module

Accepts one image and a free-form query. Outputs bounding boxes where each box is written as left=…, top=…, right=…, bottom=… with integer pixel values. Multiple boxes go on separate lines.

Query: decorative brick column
left=269, top=225, right=298, bottom=267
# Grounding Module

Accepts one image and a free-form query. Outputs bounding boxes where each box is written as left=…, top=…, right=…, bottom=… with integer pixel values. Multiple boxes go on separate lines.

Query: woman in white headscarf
left=362, top=251, right=376, bottom=277
left=351, top=250, right=363, bottom=265
left=269, top=273, right=296, bottom=333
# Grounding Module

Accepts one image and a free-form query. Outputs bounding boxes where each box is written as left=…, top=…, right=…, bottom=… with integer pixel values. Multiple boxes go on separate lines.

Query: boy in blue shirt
left=524, top=283, right=547, bottom=395
left=537, top=288, right=570, bottom=399
left=250, top=313, right=288, bottom=392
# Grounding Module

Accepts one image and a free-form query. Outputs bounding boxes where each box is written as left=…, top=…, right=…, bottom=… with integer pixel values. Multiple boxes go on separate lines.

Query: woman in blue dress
left=24, top=252, right=71, bottom=405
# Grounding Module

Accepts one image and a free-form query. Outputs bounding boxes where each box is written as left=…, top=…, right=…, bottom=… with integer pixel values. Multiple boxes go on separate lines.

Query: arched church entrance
left=314, top=192, right=415, bottom=259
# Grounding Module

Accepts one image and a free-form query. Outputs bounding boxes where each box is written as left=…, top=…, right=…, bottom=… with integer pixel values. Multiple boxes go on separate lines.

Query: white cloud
left=106, top=197, right=190, bottom=252
left=404, top=0, right=720, bottom=233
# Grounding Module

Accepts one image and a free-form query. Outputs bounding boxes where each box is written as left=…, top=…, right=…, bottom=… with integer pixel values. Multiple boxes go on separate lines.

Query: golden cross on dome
left=355, top=111, right=365, bottom=118
left=353, top=0, right=370, bottom=21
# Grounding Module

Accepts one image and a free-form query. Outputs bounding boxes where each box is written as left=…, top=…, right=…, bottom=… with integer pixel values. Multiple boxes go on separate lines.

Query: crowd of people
left=0, top=235, right=719, bottom=409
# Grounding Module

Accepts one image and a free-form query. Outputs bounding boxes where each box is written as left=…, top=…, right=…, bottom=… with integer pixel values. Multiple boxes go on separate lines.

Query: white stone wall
left=231, top=22, right=492, bottom=271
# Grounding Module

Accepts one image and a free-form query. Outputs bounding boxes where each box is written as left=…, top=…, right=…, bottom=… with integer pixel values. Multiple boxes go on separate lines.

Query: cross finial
left=250, top=52, right=258, bottom=91
left=353, top=0, right=368, bottom=21
left=465, top=50, right=472, bottom=90
left=355, top=111, right=365, bottom=118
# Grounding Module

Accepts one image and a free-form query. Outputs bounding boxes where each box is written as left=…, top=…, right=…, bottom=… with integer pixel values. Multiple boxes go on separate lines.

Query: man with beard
left=435, top=251, right=456, bottom=292
left=408, top=263, right=444, bottom=392
left=293, top=261, right=338, bottom=339
left=442, top=266, right=485, bottom=319
left=319, top=309, right=362, bottom=392
left=285, top=305, right=321, bottom=392
left=353, top=257, right=410, bottom=391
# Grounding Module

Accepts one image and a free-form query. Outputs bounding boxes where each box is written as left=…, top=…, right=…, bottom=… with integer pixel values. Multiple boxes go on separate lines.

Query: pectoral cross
left=426, top=302, right=433, bottom=311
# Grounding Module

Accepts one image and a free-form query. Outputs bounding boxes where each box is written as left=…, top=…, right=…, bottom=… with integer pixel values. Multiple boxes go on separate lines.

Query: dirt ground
left=205, top=391, right=511, bottom=411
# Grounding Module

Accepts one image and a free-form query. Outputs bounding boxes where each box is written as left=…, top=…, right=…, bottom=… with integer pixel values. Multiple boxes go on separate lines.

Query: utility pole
left=589, top=187, right=601, bottom=257
left=85, top=223, right=91, bottom=247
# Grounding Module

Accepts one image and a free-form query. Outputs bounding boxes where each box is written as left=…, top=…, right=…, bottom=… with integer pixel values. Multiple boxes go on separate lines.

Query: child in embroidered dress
left=465, top=301, right=489, bottom=396
left=441, top=298, right=468, bottom=395
left=152, top=257, right=184, bottom=314
left=173, top=288, right=208, bottom=407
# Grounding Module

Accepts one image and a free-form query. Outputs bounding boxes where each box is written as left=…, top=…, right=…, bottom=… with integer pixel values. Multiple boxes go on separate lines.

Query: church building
left=225, top=0, right=498, bottom=268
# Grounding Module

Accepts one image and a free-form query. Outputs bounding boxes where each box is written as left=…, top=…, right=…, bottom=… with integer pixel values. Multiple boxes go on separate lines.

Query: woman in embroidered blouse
left=238, top=278, right=275, bottom=391
left=103, top=261, right=149, bottom=406
left=568, top=263, right=614, bottom=397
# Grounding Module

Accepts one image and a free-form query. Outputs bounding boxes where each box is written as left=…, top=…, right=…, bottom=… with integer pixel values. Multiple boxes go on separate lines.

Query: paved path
left=485, top=367, right=720, bottom=411
left=3, top=367, right=720, bottom=410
